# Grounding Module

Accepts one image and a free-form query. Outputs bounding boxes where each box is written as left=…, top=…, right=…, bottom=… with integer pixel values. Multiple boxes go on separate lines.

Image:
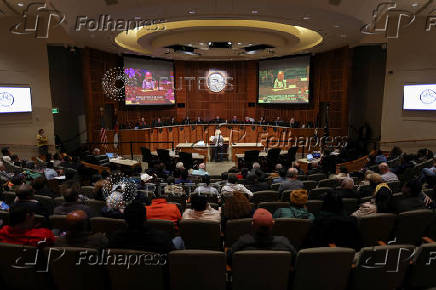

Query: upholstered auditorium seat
left=342, top=198, right=359, bottom=215
left=90, top=217, right=127, bottom=235
left=80, top=186, right=95, bottom=198
left=49, top=215, right=68, bottom=231
left=169, top=250, right=226, bottom=290
left=180, top=220, right=221, bottom=250
left=350, top=245, right=414, bottom=290
left=44, top=247, right=106, bottom=290
left=107, top=249, right=166, bottom=290
left=258, top=201, right=290, bottom=214
left=309, top=187, right=332, bottom=200
left=306, top=200, right=323, bottom=216
left=0, top=243, right=51, bottom=290
left=292, top=247, right=355, bottom=290
left=147, top=219, right=176, bottom=238
left=395, top=209, right=435, bottom=245
left=85, top=199, right=106, bottom=217
left=357, top=213, right=396, bottom=246
left=302, top=180, right=318, bottom=192
left=407, top=242, right=436, bottom=289
left=232, top=250, right=292, bottom=290
left=318, top=178, right=339, bottom=188
left=224, top=218, right=253, bottom=247
left=251, top=190, right=280, bottom=204
left=272, top=218, right=313, bottom=250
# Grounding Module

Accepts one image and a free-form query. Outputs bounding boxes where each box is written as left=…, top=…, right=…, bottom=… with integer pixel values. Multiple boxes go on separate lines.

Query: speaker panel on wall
left=177, top=103, right=185, bottom=108
left=248, top=103, right=256, bottom=107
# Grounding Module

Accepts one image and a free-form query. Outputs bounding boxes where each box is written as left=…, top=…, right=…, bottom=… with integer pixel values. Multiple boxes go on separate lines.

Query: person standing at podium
left=210, top=129, right=225, bottom=162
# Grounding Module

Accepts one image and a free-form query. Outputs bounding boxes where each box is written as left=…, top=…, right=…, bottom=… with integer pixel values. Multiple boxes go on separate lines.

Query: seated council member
left=272, top=116, right=283, bottom=127
left=230, top=116, right=239, bottom=124
left=182, top=116, right=191, bottom=125
left=258, top=116, right=267, bottom=125
left=195, top=116, right=204, bottom=124
left=209, top=115, right=223, bottom=124
left=168, top=116, right=178, bottom=126
left=152, top=117, right=165, bottom=127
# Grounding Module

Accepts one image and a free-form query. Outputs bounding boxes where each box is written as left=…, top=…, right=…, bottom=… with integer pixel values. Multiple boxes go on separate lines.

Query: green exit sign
left=52, top=108, right=59, bottom=114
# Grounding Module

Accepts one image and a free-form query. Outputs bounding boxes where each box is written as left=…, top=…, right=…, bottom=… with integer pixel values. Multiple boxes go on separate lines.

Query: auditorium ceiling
left=1, top=0, right=434, bottom=60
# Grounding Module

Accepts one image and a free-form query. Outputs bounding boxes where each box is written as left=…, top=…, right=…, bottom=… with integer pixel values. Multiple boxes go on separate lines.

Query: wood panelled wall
left=82, top=47, right=352, bottom=142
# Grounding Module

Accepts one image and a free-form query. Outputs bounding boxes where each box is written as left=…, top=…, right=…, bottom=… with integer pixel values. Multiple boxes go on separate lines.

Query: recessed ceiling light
left=333, top=25, right=340, bottom=28
left=251, top=10, right=258, bottom=14
left=227, top=42, right=232, bottom=45
left=208, top=42, right=212, bottom=45
left=187, top=44, right=193, bottom=46
left=17, top=2, right=24, bottom=7
left=340, top=34, right=347, bottom=38
left=411, top=3, right=419, bottom=7
left=188, top=10, right=196, bottom=14
left=237, top=42, right=242, bottom=45
left=303, top=16, right=311, bottom=20
left=199, top=42, right=205, bottom=45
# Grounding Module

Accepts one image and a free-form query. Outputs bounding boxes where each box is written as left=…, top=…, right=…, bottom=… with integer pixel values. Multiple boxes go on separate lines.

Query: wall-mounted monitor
left=124, top=56, right=175, bottom=106
left=403, top=84, right=436, bottom=110
left=258, top=55, right=311, bottom=104
left=0, top=85, right=32, bottom=113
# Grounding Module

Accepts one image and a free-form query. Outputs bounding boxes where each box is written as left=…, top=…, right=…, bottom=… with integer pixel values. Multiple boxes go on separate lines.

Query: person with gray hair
left=378, top=162, right=398, bottom=182
left=336, top=177, right=359, bottom=198
left=278, top=168, right=304, bottom=196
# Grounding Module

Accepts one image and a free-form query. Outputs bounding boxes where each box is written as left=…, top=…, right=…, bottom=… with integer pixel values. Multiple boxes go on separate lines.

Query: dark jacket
left=393, top=196, right=426, bottom=213
left=109, top=225, right=175, bottom=253
left=54, top=202, right=92, bottom=217
left=227, top=233, right=296, bottom=265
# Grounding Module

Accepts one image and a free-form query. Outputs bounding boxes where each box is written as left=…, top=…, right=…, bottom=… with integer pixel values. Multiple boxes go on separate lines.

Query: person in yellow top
left=36, top=128, right=49, bottom=156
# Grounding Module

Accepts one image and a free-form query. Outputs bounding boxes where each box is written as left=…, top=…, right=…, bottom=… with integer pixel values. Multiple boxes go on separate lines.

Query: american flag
left=99, top=127, right=108, bottom=150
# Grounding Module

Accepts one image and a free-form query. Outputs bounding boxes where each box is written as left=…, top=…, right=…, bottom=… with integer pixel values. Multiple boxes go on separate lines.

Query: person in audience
left=146, top=195, right=182, bottom=229
left=250, top=162, right=261, bottom=175
left=36, top=129, right=49, bottom=156
left=278, top=168, right=304, bottom=196
left=9, top=174, right=26, bottom=192
left=1, top=147, right=11, bottom=163
left=93, top=178, right=109, bottom=201
left=221, top=191, right=253, bottom=229
left=352, top=183, right=394, bottom=217
left=391, top=153, right=416, bottom=175
left=393, top=179, right=426, bottom=213
left=109, top=202, right=175, bottom=253
left=43, top=161, right=58, bottom=180
left=389, top=146, right=403, bottom=161
left=192, top=163, right=209, bottom=176
left=102, top=186, right=126, bottom=219
left=0, top=206, right=54, bottom=246
left=336, top=177, right=359, bottom=198
left=31, top=176, right=55, bottom=197
left=273, top=189, right=315, bottom=221
left=221, top=174, right=253, bottom=198
left=358, top=173, right=384, bottom=197
left=307, top=162, right=322, bottom=175
left=13, top=184, right=49, bottom=218
left=416, top=148, right=433, bottom=163
left=182, top=194, right=220, bottom=222
left=55, top=210, right=108, bottom=248
left=227, top=208, right=296, bottom=265
left=378, top=162, right=399, bottom=182
left=272, top=167, right=287, bottom=184
left=52, top=153, right=62, bottom=168
left=293, top=161, right=305, bottom=175
left=174, top=162, right=185, bottom=178
left=330, top=166, right=349, bottom=180
left=217, top=172, right=229, bottom=186
left=193, top=175, right=219, bottom=196
left=268, top=163, right=282, bottom=180
left=307, top=191, right=362, bottom=250
left=175, top=169, right=192, bottom=184
left=164, top=176, right=185, bottom=196
left=420, top=159, right=436, bottom=184
left=54, top=183, right=92, bottom=216
left=246, top=170, right=269, bottom=192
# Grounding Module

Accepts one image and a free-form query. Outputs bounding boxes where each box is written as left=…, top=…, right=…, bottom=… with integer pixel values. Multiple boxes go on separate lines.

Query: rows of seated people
left=0, top=146, right=435, bottom=290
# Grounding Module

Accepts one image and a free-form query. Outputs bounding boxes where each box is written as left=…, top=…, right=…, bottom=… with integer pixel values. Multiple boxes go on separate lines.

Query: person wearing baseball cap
left=273, top=189, right=314, bottom=221
left=227, top=208, right=296, bottom=265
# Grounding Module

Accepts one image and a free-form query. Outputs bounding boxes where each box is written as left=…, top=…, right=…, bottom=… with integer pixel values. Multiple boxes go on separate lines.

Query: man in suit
left=209, top=115, right=223, bottom=124
left=153, top=117, right=165, bottom=127
left=230, top=115, right=239, bottom=124
left=182, top=116, right=191, bottom=125
left=393, top=179, right=427, bottom=213
left=137, top=117, right=148, bottom=128
left=258, top=116, right=267, bottom=126
left=168, top=117, right=178, bottom=126
left=272, top=116, right=283, bottom=127
left=195, top=116, right=204, bottom=124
